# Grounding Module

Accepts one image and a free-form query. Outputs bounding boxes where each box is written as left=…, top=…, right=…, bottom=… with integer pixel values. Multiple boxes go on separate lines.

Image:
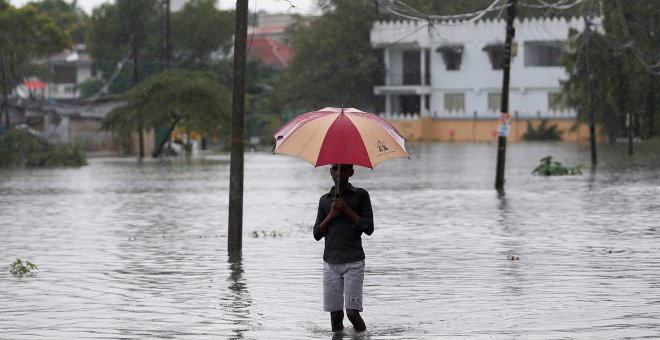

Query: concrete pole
left=228, top=0, right=249, bottom=255
left=495, top=0, right=516, bottom=191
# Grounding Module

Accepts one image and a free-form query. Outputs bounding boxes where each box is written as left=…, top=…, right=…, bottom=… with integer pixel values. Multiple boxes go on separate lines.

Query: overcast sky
left=9, top=0, right=323, bottom=15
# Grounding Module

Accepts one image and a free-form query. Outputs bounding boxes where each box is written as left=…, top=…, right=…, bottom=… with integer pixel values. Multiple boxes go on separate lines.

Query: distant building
left=27, top=44, right=99, bottom=100
left=244, top=12, right=315, bottom=69
left=370, top=17, right=588, bottom=119
left=369, top=17, right=601, bottom=142
left=247, top=37, right=293, bottom=70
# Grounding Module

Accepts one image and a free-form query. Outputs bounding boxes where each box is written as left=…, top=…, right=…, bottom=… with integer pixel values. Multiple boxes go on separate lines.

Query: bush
left=532, top=156, right=582, bottom=176
left=0, top=129, right=87, bottom=168
left=523, top=120, right=563, bottom=141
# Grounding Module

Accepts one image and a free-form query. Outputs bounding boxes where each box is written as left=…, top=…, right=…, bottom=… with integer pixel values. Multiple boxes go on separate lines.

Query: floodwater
left=1, top=142, right=659, bottom=339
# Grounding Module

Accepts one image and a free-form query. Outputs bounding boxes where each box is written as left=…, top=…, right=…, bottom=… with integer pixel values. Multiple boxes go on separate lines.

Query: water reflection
left=226, top=250, right=251, bottom=339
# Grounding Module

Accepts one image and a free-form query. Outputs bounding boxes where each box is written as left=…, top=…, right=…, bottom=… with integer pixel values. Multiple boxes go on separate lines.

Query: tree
left=0, top=0, right=70, bottom=129
left=561, top=0, right=660, bottom=143
left=170, top=0, right=234, bottom=67
left=86, top=0, right=161, bottom=157
left=279, top=0, right=382, bottom=111
left=102, top=69, right=232, bottom=157
left=29, top=0, right=89, bottom=44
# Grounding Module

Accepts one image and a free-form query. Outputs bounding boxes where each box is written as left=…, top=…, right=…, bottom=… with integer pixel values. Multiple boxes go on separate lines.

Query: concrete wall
left=388, top=117, right=595, bottom=143
left=69, top=118, right=119, bottom=152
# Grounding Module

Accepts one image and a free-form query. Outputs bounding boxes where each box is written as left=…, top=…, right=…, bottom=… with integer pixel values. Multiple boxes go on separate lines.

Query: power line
left=612, top=0, right=660, bottom=75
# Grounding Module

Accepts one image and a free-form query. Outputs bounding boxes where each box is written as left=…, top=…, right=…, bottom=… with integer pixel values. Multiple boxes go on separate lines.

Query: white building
left=371, top=17, right=588, bottom=120
left=44, top=44, right=98, bottom=100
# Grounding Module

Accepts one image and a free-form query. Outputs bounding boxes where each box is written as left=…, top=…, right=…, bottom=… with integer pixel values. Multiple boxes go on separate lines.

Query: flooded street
left=1, top=142, right=659, bottom=339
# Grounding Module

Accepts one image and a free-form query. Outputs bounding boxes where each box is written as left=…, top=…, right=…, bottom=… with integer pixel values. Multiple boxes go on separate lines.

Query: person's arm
left=354, top=189, right=374, bottom=235
left=332, top=191, right=374, bottom=235
left=313, top=196, right=340, bottom=240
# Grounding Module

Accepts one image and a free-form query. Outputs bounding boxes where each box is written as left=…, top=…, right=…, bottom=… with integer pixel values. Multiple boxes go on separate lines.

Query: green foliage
left=103, top=69, right=232, bottom=141
left=10, top=258, right=38, bottom=277
left=561, top=0, right=660, bottom=142
left=523, top=120, right=563, bottom=141
left=77, top=78, right=105, bottom=98
left=171, top=0, right=234, bottom=66
left=250, top=230, right=283, bottom=238
left=0, top=129, right=87, bottom=168
left=279, top=0, right=382, bottom=111
left=29, top=0, right=89, bottom=44
left=0, top=0, right=70, bottom=125
left=532, top=156, right=582, bottom=176
left=245, top=113, right=282, bottom=144
left=93, top=60, right=163, bottom=95
left=85, top=0, right=161, bottom=67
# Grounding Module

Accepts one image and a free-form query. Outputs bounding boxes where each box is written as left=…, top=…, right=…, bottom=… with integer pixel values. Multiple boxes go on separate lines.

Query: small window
left=437, top=45, right=464, bottom=71
left=483, top=44, right=506, bottom=70
left=54, top=65, right=77, bottom=83
left=444, top=93, right=465, bottom=111
left=525, top=41, right=565, bottom=67
left=548, top=92, right=568, bottom=110
left=488, top=92, right=501, bottom=112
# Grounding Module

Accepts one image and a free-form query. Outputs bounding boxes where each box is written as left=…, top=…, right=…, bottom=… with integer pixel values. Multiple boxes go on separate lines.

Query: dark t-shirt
left=313, top=183, right=374, bottom=264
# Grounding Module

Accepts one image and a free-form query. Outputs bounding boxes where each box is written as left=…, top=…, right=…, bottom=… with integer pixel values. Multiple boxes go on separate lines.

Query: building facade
left=371, top=17, right=595, bottom=142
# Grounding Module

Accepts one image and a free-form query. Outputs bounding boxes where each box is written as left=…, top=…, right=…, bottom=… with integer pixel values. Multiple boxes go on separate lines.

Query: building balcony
left=374, top=84, right=431, bottom=96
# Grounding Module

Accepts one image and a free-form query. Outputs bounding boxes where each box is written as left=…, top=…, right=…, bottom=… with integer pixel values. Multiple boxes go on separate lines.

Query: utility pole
left=228, top=0, right=249, bottom=255
left=584, top=2, right=597, bottom=166
left=495, top=0, right=516, bottom=191
left=161, top=0, right=171, bottom=69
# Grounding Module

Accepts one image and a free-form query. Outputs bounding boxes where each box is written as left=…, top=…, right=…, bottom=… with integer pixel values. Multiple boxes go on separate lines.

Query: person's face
left=330, top=164, right=353, bottom=185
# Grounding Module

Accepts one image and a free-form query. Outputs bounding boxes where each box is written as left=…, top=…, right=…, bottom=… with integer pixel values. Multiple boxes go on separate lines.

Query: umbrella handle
left=336, top=164, right=342, bottom=198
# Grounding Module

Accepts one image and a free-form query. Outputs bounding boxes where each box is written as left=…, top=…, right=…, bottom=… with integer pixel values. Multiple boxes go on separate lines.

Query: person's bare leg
left=346, top=309, right=366, bottom=332
left=330, top=310, right=344, bottom=332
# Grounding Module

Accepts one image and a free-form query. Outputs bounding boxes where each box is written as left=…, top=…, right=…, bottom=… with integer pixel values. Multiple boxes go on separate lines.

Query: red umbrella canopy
left=24, top=80, right=46, bottom=90
left=273, top=107, right=409, bottom=169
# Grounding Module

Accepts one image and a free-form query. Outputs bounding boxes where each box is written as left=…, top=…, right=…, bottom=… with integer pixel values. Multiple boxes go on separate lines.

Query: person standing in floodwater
left=313, top=164, right=374, bottom=333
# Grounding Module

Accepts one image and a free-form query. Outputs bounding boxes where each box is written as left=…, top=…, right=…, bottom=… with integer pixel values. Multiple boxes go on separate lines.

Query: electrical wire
left=611, top=0, right=660, bottom=75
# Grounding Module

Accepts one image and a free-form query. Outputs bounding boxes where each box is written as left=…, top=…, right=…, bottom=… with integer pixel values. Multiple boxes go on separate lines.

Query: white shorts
left=323, top=260, right=364, bottom=312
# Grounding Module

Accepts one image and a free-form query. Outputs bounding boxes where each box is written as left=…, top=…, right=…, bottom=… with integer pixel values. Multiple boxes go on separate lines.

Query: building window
left=444, top=93, right=465, bottom=111
left=483, top=44, right=506, bottom=70
left=54, top=65, right=77, bottom=83
left=64, top=86, right=76, bottom=94
left=437, top=45, right=464, bottom=70
left=548, top=92, right=568, bottom=110
left=399, top=95, right=420, bottom=115
left=488, top=92, right=501, bottom=112
left=524, top=41, right=565, bottom=67
left=402, top=50, right=421, bottom=85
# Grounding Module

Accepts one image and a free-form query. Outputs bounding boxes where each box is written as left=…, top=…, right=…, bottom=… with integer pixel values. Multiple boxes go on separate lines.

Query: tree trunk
left=131, top=37, right=144, bottom=159
left=152, top=114, right=180, bottom=158
left=0, top=57, right=10, bottom=129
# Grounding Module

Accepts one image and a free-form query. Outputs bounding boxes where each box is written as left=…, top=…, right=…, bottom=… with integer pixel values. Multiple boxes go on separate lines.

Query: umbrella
left=24, top=79, right=46, bottom=90
left=273, top=107, right=409, bottom=194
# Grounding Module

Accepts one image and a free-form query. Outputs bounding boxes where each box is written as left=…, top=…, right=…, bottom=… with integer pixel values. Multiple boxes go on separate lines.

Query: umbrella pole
left=336, top=164, right=341, bottom=198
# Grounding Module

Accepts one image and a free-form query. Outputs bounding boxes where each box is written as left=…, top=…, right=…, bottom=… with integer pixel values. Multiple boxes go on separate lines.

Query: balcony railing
left=379, top=109, right=577, bottom=120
